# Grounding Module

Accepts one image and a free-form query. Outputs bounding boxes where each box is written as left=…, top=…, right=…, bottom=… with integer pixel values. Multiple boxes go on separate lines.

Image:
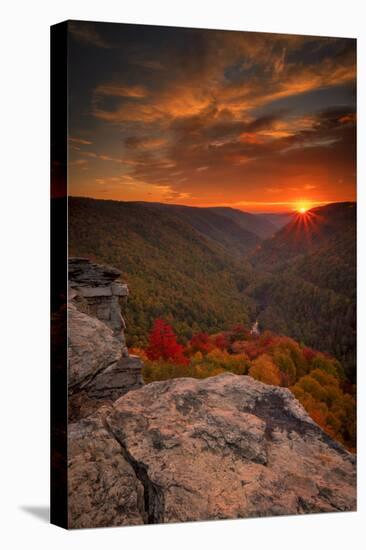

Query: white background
left=1, top=0, right=365, bottom=548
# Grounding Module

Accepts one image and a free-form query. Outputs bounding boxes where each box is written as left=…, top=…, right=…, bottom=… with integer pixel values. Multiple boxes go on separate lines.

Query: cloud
left=69, top=26, right=356, bottom=209
left=90, top=37, right=355, bottom=129
left=69, top=137, right=93, bottom=145
left=92, top=85, right=212, bottom=123
left=69, top=159, right=88, bottom=166
left=124, top=136, right=167, bottom=150
left=94, top=84, right=147, bottom=98
left=69, top=22, right=112, bottom=48
left=80, top=151, right=124, bottom=164
left=132, top=58, right=166, bottom=71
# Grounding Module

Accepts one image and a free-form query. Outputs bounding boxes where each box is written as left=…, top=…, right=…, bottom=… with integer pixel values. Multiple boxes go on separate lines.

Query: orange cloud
left=69, top=137, right=93, bottom=145
left=95, top=84, right=148, bottom=98
left=240, top=132, right=264, bottom=144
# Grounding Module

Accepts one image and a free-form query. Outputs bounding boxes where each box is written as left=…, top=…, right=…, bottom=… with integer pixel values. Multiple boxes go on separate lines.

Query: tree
left=273, top=350, right=297, bottom=386
left=146, top=319, right=188, bottom=365
left=214, top=333, right=229, bottom=351
left=310, top=355, right=345, bottom=380
left=303, top=346, right=317, bottom=363
left=188, top=332, right=213, bottom=354
left=249, top=354, right=281, bottom=386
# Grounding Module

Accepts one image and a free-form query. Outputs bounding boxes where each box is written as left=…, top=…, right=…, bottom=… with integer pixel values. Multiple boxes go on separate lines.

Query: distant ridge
left=70, top=197, right=286, bottom=247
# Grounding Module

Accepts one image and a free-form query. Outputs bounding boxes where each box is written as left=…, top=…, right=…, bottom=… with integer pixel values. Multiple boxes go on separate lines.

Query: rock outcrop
left=69, top=257, right=129, bottom=353
left=68, top=303, right=121, bottom=389
left=68, top=258, right=144, bottom=421
left=68, top=373, right=356, bottom=528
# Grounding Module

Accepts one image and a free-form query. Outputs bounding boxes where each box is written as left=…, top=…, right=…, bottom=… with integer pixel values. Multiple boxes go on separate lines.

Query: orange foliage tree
left=249, top=354, right=282, bottom=386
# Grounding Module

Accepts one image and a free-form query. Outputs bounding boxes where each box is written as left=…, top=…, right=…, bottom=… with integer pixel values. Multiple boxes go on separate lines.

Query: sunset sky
left=68, top=21, right=356, bottom=212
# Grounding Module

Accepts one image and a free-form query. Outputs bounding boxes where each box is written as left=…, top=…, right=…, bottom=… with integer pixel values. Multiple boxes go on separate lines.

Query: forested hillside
left=134, top=202, right=266, bottom=257
left=68, top=197, right=255, bottom=346
left=248, top=203, right=356, bottom=380
left=198, top=206, right=277, bottom=239
left=68, top=197, right=356, bottom=381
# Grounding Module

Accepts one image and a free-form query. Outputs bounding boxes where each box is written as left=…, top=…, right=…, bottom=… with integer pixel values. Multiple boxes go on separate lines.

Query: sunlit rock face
left=68, top=258, right=144, bottom=421
left=68, top=373, right=356, bottom=528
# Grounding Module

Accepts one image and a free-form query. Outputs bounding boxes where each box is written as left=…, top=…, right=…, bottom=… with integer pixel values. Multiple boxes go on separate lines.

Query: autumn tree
left=291, top=368, right=356, bottom=450
left=249, top=354, right=281, bottom=386
left=146, top=319, right=188, bottom=365
left=214, top=333, right=229, bottom=351
left=188, top=332, right=213, bottom=355
left=310, top=355, right=345, bottom=380
left=272, top=350, right=297, bottom=387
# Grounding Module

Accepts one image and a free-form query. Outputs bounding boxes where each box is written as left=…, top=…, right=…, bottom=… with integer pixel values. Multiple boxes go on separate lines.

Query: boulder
left=68, top=409, right=145, bottom=528
left=86, top=355, right=144, bottom=401
left=68, top=303, right=121, bottom=389
left=68, top=373, right=356, bottom=528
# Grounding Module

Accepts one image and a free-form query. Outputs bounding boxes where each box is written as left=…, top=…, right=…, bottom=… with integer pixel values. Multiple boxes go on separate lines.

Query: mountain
left=68, top=197, right=356, bottom=380
left=133, top=202, right=261, bottom=258
left=256, top=212, right=294, bottom=230
left=246, top=202, right=356, bottom=379
left=253, top=202, right=355, bottom=267
left=203, top=206, right=277, bottom=239
left=68, top=197, right=255, bottom=346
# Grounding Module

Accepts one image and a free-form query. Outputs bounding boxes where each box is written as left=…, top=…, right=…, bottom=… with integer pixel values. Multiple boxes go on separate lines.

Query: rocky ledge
left=68, top=373, right=356, bottom=528
left=68, top=258, right=144, bottom=421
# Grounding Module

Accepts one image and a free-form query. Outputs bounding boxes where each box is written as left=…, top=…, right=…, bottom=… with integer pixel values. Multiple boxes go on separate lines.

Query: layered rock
left=69, top=257, right=129, bottom=353
left=68, top=258, right=144, bottom=421
left=68, top=373, right=356, bottom=528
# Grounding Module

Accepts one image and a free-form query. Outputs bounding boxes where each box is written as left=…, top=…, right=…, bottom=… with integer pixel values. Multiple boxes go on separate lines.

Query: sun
left=294, top=202, right=311, bottom=214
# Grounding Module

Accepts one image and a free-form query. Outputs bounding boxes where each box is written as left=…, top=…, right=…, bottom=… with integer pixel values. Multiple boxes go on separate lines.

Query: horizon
left=69, top=194, right=355, bottom=215
left=68, top=22, right=356, bottom=214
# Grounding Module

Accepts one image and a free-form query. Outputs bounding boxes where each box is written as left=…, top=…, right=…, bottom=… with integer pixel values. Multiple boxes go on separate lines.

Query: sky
left=68, top=21, right=356, bottom=213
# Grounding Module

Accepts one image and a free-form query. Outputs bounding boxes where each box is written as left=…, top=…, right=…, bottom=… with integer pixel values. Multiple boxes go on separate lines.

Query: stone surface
left=68, top=258, right=129, bottom=349
left=111, top=281, right=129, bottom=297
left=69, top=257, right=122, bottom=287
left=78, top=286, right=113, bottom=298
left=68, top=303, right=121, bottom=389
left=86, top=355, right=144, bottom=401
left=68, top=374, right=356, bottom=528
left=68, top=409, right=145, bottom=528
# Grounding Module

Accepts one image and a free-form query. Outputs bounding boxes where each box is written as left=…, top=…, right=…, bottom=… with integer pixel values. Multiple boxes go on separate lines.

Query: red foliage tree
left=189, top=332, right=213, bottom=354
left=214, top=333, right=229, bottom=351
left=231, top=324, right=250, bottom=340
left=146, top=319, right=188, bottom=365
left=258, top=331, right=275, bottom=349
left=302, top=347, right=317, bottom=363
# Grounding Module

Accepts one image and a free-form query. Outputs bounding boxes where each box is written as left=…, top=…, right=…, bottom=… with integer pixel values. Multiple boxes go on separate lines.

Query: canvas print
left=51, top=20, right=356, bottom=529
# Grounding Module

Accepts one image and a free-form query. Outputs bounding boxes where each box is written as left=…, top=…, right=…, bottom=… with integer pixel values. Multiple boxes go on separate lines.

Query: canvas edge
left=50, top=20, right=68, bottom=530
